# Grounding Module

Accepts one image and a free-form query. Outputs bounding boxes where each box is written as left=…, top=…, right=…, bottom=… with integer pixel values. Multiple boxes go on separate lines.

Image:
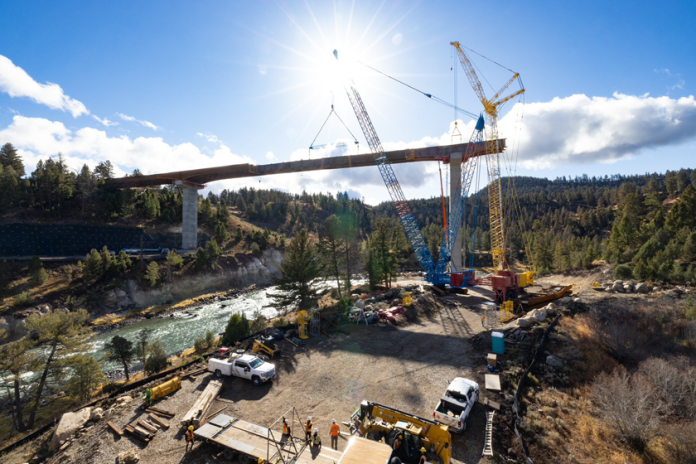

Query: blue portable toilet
left=491, top=331, right=505, bottom=354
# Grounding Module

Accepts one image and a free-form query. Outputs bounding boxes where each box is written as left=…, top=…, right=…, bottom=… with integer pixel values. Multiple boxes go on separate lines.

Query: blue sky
left=0, top=1, right=695, bottom=203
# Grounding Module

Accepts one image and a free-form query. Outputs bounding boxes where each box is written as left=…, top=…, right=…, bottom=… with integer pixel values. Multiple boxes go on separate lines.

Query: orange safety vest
left=330, top=423, right=340, bottom=437
left=283, top=423, right=290, bottom=435
left=186, top=430, right=194, bottom=441
left=306, top=421, right=313, bottom=432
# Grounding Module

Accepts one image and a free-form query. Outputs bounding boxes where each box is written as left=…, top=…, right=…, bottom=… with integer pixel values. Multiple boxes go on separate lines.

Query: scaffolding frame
left=266, top=406, right=308, bottom=464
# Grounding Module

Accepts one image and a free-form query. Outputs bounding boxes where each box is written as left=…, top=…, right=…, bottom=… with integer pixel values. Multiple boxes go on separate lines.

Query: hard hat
left=332, top=419, right=336, bottom=423
left=188, top=426, right=194, bottom=431
left=314, top=428, right=318, bottom=433
left=398, top=435, right=403, bottom=440
left=307, top=416, right=311, bottom=421
left=258, top=459, right=264, bottom=464
left=421, top=447, right=427, bottom=452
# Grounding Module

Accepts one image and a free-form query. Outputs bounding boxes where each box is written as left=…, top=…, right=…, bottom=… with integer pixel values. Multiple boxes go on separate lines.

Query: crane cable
left=308, top=104, right=360, bottom=158
left=357, top=60, right=479, bottom=120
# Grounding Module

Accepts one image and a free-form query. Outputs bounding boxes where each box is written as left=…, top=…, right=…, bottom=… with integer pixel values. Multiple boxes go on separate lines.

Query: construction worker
left=393, top=435, right=403, bottom=452
left=185, top=425, right=195, bottom=452
left=282, top=417, right=291, bottom=437
left=258, top=459, right=266, bottom=464
left=419, top=447, right=428, bottom=464
left=311, top=428, right=322, bottom=448
left=305, top=416, right=313, bottom=441
left=330, top=419, right=340, bottom=450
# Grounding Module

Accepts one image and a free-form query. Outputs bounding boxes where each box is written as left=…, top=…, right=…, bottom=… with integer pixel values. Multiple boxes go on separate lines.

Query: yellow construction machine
left=252, top=339, right=280, bottom=359
left=351, top=400, right=451, bottom=464
left=143, top=376, right=181, bottom=407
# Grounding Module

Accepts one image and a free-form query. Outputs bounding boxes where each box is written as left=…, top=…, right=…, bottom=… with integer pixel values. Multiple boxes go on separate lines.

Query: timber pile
left=181, top=379, right=223, bottom=427
left=124, top=424, right=153, bottom=443
left=149, top=414, right=170, bottom=429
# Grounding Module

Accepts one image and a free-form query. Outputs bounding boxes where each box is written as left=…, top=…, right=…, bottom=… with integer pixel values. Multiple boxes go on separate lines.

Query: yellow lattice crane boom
left=451, top=41, right=525, bottom=271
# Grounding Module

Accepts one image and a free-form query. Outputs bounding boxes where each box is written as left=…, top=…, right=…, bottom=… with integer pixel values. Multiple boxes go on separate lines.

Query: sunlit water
left=90, top=287, right=279, bottom=372
left=90, top=278, right=365, bottom=372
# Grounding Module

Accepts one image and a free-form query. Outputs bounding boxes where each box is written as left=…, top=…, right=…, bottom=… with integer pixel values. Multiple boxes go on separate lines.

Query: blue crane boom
left=336, top=51, right=436, bottom=279
left=433, top=116, right=485, bottom=286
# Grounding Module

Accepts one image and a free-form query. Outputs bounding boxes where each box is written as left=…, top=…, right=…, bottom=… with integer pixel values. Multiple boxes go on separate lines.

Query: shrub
left=222, top=313, right=250, bottom=346
left=273, top=317, right=288, bottom=328
left=84, top=249, right=103, bottom=280
left=194, top=336, right=207, bottom=355
left=145, top=340, right=168, bottom=374
left=685, top=296, right=696, bottom=320
left=250, top=243, right=260, bottom=254
left=205, top=329, right=216, bottom=348
left=249, top=310, right=267, bottom=334
left=102, top=381, right=124, bottom=394
left=612, top=264, right=633, bottom=280
left=591, top=366, right=663, bottom=452
left=166, top=250, right=183, bottom=269
left=28, top=256, right=48, bottom=287
left=13, top=291, right=31, bottom=307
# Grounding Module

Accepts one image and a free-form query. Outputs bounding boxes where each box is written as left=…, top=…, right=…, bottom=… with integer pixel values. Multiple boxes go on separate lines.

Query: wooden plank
left=147, top=409, right=174, bottom=419
left=485, top=374, right=501, bottom=391
left=149, top=414, right=170, bottom=429
left=143, top=419, right=160, bottom=430
left=107, top=421, right=123, bottom=436
left=137, top=420, right=157, bottom=434
left=148, top=406, right=175, bottom=417
left=181, top=379, right=223, bottom=427
left=217, top=398, right=235, bottom=404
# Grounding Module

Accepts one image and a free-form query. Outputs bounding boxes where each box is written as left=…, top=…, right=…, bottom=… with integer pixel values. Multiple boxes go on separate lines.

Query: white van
left=208, top=353, right=276, bottom=386
left=433, top=377, right=479, bottom=432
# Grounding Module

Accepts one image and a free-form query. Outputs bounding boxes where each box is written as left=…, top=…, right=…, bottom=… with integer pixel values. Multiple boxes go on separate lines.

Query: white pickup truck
left=433, top=377, right=479, bottom=432
left=208, top=353, right=276, bottom=386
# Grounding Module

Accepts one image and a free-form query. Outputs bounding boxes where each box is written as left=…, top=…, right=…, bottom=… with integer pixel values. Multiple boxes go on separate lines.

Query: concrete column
left=449, top=152, right=463, bottom=271
left=175, top=181, right=205, bottom=251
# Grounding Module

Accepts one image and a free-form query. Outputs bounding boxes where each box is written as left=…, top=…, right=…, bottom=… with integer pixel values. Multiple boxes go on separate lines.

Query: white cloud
left=505, top=93, right=696, bottom=169
left=116, top=112, right=159, bottom=131
left=196, top=132, right=220, bottom=143
left=0, top=115, right=251, bottom=178
left=92, top=115, right=118, bottom=127
left=0, top=55, right=88, bottom=117
left=3, top=91, right=695, bottom=204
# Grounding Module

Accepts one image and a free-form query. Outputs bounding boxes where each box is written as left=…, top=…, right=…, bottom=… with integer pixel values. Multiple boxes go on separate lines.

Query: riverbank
left=90, top=284, right=264, bottom=333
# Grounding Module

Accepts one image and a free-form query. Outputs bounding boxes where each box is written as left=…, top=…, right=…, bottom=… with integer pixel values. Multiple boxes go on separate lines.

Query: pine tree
left=28, top=256, right=48, bottom=287
left=0, top=143, right=24, bottom=176
left=94, top=160, right=114, bottom=179
left=215, top=222, right=229, bottom=245
left=145, top=261, right=160, bottom=287
left=271, top=229, right=323, bottom=311
left=104, top=335, right=134, bottom=381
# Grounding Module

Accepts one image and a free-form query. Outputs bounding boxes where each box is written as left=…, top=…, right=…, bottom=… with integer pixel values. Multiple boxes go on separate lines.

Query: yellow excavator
left=351, top=400, right=451, bottom=464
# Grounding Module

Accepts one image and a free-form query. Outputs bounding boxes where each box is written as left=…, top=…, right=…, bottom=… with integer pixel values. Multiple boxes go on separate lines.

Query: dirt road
left=45, top=292, right=495, bottom=464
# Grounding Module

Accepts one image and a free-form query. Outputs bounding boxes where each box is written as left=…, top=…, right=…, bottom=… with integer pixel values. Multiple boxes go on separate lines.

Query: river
left=90, top=286, right=279, bottom=372
left=90, top=278, right=365, bottom=372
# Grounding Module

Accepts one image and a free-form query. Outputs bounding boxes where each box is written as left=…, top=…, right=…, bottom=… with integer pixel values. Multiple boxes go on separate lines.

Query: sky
left=0, top=0, right=695, bottom=204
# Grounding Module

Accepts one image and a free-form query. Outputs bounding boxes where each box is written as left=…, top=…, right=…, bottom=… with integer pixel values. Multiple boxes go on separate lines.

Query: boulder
left=528, top=308, right=547, bottom=322
left=116, top=395, right=133, bottom=406
left=546, top=355, right=564, bottom=369
left=635, top=283, right=651, bottom=294
left=623, top=284, right=634, bottom=294
left=516, top=317, right=533, bottom=328
left=49, top=407, right=91, bottom=451
left=613, top=280, right=624, bottom=286
left=611, top=281, right=624, bottom=292
left=90, top=407, right=104, bottom=422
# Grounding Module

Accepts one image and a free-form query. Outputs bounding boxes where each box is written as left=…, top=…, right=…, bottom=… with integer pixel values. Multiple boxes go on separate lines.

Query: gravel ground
left=16, top=290, right=499, bottom=464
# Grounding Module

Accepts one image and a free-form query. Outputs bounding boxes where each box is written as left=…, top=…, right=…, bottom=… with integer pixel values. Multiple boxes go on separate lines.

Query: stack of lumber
left=181, top=379, right=223, bottom=427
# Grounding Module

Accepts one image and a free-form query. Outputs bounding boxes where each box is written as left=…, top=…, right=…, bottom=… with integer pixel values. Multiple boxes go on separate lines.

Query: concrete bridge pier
left=448, top=152, right=463, bottom=271
left=175, top=180, right=205, bottom=251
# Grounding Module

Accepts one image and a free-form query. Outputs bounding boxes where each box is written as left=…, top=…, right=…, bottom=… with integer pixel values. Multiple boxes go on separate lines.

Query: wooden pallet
left=482, top=411, right=495, bottom=457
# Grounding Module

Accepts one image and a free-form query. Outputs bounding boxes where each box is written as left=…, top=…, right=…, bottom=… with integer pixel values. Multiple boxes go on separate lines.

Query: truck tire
left=252, top=376, right=261, bottom=386
left=215, top=369, right=222, bottom=378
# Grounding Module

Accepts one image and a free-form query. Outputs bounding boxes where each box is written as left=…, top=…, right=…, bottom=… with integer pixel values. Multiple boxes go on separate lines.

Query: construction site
left=2, top=7, right=696, bottom=464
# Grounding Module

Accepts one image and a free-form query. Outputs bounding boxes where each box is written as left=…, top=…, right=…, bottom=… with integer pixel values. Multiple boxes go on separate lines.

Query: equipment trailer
left=195, top=407, right=393, bottom=464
